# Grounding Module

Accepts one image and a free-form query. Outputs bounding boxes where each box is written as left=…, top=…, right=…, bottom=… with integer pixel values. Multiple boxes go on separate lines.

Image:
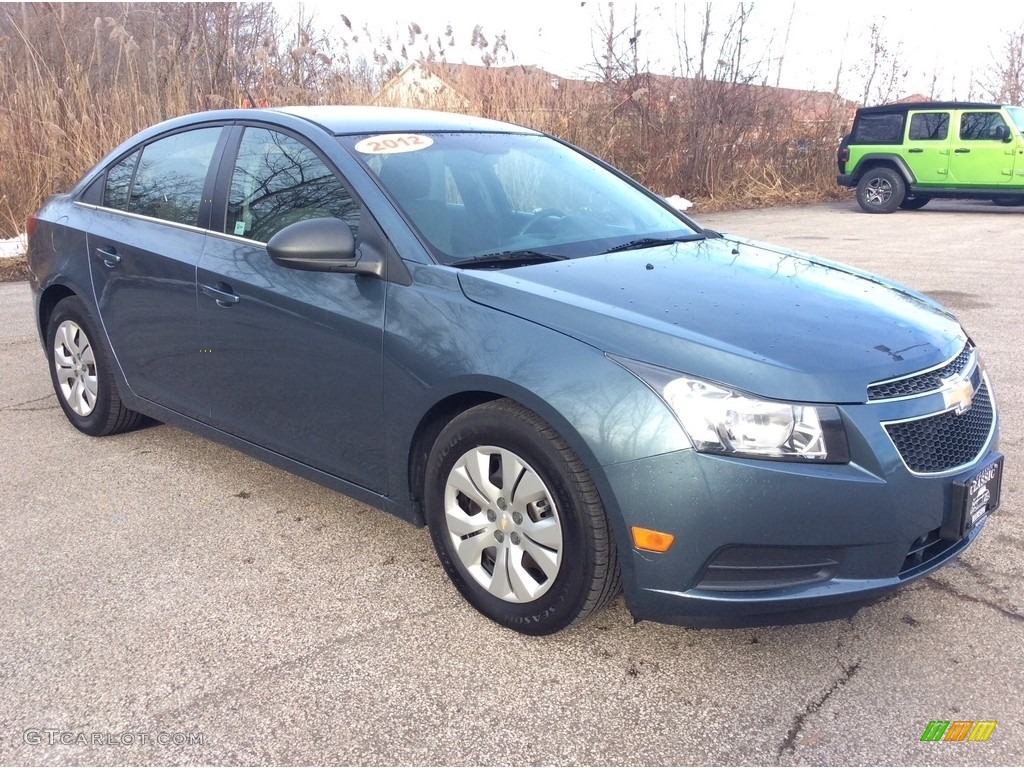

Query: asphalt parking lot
left=1, top=198, right=1021, bottom=766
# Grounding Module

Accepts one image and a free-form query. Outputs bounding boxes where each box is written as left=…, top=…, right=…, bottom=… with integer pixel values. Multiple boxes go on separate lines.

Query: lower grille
left=696, top=546, right=841, bottom=592
left=884, top=380, right=994, bottom=474
left=899, top=527, right=966, bottom=579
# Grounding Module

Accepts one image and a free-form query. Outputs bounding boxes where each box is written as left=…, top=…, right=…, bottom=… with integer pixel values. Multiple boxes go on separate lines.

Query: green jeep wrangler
left=837, top=101, right=1024, bottom=212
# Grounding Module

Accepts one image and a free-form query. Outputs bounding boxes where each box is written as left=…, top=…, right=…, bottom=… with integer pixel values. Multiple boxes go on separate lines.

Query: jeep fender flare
left=850, top=155, right=917, bottom=187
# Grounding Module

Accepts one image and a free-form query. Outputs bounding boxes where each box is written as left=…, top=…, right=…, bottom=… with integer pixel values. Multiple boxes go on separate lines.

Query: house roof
left=379, top=61, right=857, bottom=122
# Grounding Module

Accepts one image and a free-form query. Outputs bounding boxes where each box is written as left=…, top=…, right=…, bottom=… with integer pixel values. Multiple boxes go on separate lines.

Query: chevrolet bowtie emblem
left=942, top=376, right=975, bottom=415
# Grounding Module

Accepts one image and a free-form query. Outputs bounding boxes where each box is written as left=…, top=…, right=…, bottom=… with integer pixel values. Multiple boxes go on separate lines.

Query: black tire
left=855, top=167, right=905, bottom=213
left=424, top=399, right=621, bottom=635
left=992, top=195, right=1024, bottom=207
left=898, top=195, right=931, bottom=210
left=46, top=296, right=142, bottom=436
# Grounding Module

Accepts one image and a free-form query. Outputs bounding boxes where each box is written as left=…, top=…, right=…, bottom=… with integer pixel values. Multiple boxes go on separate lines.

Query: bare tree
left=589, top=1, right=647, bottom=83
left=855, top=21, right=906, bottom=105
left=773, top=2, right=796, bottom=88
left=979, top=25, right=1024, bottom=103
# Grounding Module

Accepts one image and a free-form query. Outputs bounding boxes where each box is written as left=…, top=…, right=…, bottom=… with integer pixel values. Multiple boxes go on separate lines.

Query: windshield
left=341, top=131, right=699, bottom=265
left=1007, top=106, right=1024, bottom=133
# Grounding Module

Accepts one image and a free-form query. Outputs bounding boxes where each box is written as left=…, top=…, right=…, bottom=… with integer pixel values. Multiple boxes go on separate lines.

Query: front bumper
left=602, top=382, right=1000, bottom=628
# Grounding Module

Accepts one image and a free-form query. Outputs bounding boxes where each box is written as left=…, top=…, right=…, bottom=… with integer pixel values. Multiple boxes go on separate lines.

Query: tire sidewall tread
left=856, top=167, right=905, bottom=213
left=424, top=399, right=620, bottom=635
left=46, top=296, right=141, bottom=437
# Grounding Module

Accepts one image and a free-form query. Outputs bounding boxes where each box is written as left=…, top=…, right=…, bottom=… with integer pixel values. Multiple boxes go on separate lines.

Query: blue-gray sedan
left=27, top=106, right=1002, bottom=634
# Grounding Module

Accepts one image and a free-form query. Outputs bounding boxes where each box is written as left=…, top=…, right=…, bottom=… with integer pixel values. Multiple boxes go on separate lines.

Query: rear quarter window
left=102, top=150, right=141, bottom=210
left=851, top=113, right=905, bottom=144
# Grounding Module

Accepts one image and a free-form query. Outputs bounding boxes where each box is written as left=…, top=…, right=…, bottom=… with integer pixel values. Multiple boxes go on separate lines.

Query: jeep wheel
left=856, top=168, right=905, bottom=213
left=898, top=195, right=930, bottom=210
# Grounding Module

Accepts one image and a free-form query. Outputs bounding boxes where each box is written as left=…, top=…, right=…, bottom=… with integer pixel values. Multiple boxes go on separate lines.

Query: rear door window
left=908, top=112, right=950, bottom=141
left=125, top=127, right=222, bottom=226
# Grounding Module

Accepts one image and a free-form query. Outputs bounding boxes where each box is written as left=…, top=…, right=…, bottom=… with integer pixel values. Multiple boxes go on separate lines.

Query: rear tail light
left=26, top=215, right=38, bottom=240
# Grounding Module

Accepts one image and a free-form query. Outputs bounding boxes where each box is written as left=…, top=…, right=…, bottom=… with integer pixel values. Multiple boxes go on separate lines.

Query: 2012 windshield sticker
left=354, top=134, right=433, bottom=154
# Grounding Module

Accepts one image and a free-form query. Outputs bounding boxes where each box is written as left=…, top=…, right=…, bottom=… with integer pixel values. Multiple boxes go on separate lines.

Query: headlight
left=611, top=356, right=849, bottom=463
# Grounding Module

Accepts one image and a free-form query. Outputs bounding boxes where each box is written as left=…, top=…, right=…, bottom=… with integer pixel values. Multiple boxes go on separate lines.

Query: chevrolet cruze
left=27, top=106, right=1003, bottom=634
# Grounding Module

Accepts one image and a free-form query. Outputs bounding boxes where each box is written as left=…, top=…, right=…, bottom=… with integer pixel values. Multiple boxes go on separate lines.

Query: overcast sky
left=280, top=0, right=1024, bottom=102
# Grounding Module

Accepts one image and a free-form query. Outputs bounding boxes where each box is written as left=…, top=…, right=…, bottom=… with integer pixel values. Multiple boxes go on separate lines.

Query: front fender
left=383, top=263, right=689, bottom=478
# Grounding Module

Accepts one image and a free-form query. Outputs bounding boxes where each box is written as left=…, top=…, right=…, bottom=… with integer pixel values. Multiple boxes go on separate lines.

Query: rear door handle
left=95, top=246, right=121, bottom=268
left=908, top=148, right=923, bottom=153
left=200, top=282, right=240, bottom=307
left=954, top=148, right=971, bottom=154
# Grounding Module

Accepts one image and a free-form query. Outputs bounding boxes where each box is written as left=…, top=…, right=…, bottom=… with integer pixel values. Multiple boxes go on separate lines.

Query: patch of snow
left=665, top=195, right=694, bottom=211
left=0, top=234, right=27, bottom=259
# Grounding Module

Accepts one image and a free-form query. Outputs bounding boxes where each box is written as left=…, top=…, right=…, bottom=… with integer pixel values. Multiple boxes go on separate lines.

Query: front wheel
left=46, top=296, right=142, bottom=436
left=424, top=400, right=621, bottom=635
left=856, top=167, right=905, bottom=213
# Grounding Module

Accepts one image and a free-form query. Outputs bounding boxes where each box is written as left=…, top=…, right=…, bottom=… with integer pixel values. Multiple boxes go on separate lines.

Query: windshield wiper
left=448, top=250, right=567, bottom=269
left=601, top=234, right=705, bottom=254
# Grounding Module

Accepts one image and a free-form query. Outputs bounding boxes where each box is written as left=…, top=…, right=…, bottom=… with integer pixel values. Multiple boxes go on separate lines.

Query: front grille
left=868, top=344, right=974, bottom=401
left=884, top=380, right=994, bottom=474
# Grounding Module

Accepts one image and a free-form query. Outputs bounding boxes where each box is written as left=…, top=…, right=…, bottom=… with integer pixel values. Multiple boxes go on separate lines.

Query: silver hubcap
left=53, top=320, right=98, bottom=417
left=864, top=178, right=893, bottom=205
left=443, top=446, right=563, bottom=603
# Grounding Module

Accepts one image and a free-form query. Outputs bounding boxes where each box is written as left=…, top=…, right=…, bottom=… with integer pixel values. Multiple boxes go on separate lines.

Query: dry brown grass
left=0, top=3, right=379, bottom=239
left=0, top=255, right=28, bottom=282
left=377, top=64, right=852, bottom=211
left=0, top=2, right=854, bottom=261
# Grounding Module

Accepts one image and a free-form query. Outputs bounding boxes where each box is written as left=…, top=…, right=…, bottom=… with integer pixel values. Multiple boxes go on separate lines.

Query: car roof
left=856, top=101, right=1004, bottom=115
left=269, top=105, right=537, bottom=136
left=74, top=105, right=542, bottom=192
left=113, top=105, right=538, bottom=155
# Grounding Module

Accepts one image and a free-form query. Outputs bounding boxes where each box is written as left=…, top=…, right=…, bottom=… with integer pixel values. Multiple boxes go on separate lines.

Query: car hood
left=456, top=236, right=965, bottom=403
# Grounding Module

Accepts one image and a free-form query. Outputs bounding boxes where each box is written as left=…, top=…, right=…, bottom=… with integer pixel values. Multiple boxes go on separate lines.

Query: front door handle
left=954, top=148, right=971, bottom=154
left=908, top=148, right=923, bottom=153
left=200, top=282, right=240, bottom=307
left=95, top=246, right=120, bottom=268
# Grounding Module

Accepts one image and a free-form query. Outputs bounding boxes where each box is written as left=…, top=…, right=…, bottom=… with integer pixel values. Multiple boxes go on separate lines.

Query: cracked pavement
left=1, top=199, right=1021, bottom=765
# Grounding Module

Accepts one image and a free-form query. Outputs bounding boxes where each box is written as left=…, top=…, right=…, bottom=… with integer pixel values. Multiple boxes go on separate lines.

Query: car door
left=904, top=110, right=951, bottom=184
left=196, top=125, right=388, bottom=493
left=949, top=110, right=1016, bottom=185
left=86, top=125, right=226, bottom=418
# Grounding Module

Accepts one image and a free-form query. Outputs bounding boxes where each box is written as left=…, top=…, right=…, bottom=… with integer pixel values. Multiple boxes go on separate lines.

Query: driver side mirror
left=266, top=217, right=383, bottom=278
left=993, top=125, right=1012, bottom=142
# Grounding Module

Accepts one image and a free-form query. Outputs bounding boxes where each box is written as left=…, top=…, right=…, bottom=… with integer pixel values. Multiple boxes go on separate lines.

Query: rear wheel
left=898, top=195, right=931, bottom=210
left=47, top=296, right=142, bottom=436
left=424, top=400, right=620, bottom=635
left=856, top=167, right=905, bottom=213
